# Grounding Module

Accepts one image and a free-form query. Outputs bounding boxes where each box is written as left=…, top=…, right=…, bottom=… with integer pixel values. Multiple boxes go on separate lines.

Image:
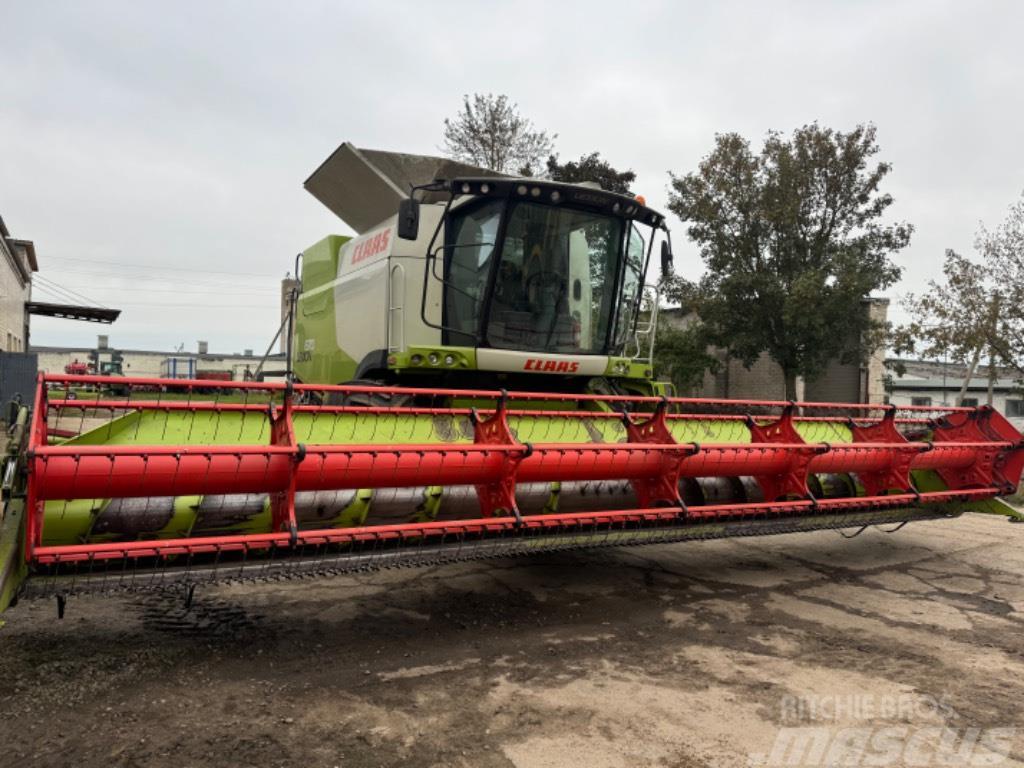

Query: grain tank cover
left=304, top=142, right=498, bottom=234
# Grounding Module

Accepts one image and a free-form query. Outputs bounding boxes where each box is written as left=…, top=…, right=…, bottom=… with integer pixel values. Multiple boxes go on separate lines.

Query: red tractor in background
left=63, top=360, right=90, bottom=376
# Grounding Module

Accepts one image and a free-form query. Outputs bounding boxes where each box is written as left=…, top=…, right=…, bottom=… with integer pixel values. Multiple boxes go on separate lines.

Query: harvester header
left=2, top=373, right=1022, bottom=611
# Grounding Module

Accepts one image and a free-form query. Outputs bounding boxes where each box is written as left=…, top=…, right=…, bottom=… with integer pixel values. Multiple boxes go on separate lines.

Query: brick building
left=885, top=357, right=1024, bottom=425
left=661, top=298, right=889, bottom=403
left=0, top=214, right=37, bottom=352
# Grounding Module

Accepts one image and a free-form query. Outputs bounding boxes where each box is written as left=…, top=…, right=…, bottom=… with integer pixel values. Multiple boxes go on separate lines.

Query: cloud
left=2, top=0, right=1022, bottom=351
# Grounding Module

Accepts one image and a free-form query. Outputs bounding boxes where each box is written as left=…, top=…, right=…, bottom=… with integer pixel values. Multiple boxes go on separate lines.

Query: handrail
left=388, top=262, right=406, bottom=353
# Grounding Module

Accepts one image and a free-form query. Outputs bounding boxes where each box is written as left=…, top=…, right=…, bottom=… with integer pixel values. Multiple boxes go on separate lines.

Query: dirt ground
left=2, top=513, right=1024, bottom=767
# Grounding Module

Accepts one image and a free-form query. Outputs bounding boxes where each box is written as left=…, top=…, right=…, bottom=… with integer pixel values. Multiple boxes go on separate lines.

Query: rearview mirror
left=660, top=240, right=673, bottom=277
left=397, top=198, right=420, bottom=240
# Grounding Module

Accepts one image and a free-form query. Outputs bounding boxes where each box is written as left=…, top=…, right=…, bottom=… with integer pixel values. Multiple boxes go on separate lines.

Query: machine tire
left=326, top=378, right=414, bottom=408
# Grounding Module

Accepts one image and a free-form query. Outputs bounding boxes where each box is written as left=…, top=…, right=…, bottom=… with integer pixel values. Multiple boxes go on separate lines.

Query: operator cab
left=414, top=178, right=666, bottom=360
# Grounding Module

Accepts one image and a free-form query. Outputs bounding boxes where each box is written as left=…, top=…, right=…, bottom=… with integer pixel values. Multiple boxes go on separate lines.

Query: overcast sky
left=2, top=0, right=1022, bottom=354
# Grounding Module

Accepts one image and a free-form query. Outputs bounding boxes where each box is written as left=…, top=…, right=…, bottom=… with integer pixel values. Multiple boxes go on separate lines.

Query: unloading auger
left=1, top=373, right=1022, bottom=611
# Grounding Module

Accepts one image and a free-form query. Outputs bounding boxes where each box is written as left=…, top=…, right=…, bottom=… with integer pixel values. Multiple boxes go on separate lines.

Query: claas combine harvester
left=3, top=143, right=1023, bottom=615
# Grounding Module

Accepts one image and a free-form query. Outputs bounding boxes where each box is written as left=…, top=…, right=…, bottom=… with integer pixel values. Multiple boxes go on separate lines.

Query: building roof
left=26, top=302, right=120, bottom=323
left=889, top=376, right=1020, bottom=392
left=0, top=214, right=38, bottom=281
left=7, top=239, right=38, bottom=272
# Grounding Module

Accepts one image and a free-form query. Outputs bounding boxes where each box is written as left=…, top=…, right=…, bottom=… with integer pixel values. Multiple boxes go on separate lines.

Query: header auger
left=2, top=373, right=1022, bottom=611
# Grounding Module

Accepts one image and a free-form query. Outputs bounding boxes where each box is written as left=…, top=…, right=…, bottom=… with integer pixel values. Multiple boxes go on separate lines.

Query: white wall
left=0, top=239, right=30, bottom=352
left=888, top=387, right=1024, bottom=426
left=34, top=346, right=283, bottom=380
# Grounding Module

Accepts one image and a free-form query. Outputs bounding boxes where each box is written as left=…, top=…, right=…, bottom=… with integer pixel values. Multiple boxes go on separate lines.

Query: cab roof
left=447, top=177, right=666, bottom=229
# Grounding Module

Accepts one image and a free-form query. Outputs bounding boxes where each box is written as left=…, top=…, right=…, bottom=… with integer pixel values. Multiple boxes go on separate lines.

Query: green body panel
left=1, top=408, right=29, bottom=612
left=389, top=346, right=654, bottom=384
left=293, top=235, right=357, bottom=385
left=0, top=499, right=27, bottom=614
left=389, top=346, right=477, bottom=375
left=911, top=468, right=1024, bottom=519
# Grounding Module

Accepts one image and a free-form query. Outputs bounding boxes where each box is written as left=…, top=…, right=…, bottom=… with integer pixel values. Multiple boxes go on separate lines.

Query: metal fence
left=0, top=352, right=38, bottom=421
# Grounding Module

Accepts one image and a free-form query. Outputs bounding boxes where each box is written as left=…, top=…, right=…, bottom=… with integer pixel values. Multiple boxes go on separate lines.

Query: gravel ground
left=2, top=512, right=1024, bottom=767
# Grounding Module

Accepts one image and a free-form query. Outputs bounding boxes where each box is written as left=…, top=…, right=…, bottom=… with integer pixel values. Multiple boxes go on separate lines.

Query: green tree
left=654, top=321, right=720, bottom=394
left=896, top=250, right=1000, bottom=404
left=979, top=191, right=1024, bottom=377
left=899, top=191, right=1024, bottom=403
left=442, top=93, right=555, bottom=174
left=546, top=152, right=635, bottom=194
left=668, top=123, right=909, bottom=399
left=649, top=276, right=719, bottom=394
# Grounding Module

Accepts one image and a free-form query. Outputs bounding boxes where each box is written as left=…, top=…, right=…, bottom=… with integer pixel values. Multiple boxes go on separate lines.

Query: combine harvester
left=2, top=144, right=1023, bottom=614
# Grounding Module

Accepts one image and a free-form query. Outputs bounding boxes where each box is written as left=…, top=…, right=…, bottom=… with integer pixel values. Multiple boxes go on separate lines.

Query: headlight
left=444, top=354, right=456, bottom=366
left=410, top=354, right=423, bottom=366
left=428, top=353, right=440, bottom=366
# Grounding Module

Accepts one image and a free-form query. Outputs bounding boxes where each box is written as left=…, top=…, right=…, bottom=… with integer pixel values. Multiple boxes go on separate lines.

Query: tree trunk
left=956, top=347, right=982, bottom=406
left=784, top=371, right=798, bottom=401
left=987, top=347, right=996, bottom=406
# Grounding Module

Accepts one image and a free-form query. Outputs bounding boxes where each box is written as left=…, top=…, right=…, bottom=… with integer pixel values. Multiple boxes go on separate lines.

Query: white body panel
left=391, top=206, right=444, bottom=351
left=329, top=218, right=397, bottom=365
left=476, top=348, right=608, bottom=376
left=567, top=230, right=592, bottom=344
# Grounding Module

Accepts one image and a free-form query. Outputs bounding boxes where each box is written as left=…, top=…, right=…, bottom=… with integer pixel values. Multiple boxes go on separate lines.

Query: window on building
left=960, top=397, right=979, bottom=407
left=1006, top=400, right=1024, bottom=417
left=911, top=396, right=932, bottom=407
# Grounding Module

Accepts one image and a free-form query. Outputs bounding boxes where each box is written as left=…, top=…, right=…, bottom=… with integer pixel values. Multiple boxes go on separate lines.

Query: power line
left=37, top=282, right=278, bottom=297
left=30, top=290, right=272, bottom=310
left=34, top=275, right=108, bottom=308
left=42, top=267, right=280, bottom=290
left=35, top=274, right=108, bottom=308
left=33, top=285, right=75, bottom=303
left=106, top=301, right=274, bottom=309
left=43, top=254, right=281, bottom=278
left=33, top=277, right=82, bottom=304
